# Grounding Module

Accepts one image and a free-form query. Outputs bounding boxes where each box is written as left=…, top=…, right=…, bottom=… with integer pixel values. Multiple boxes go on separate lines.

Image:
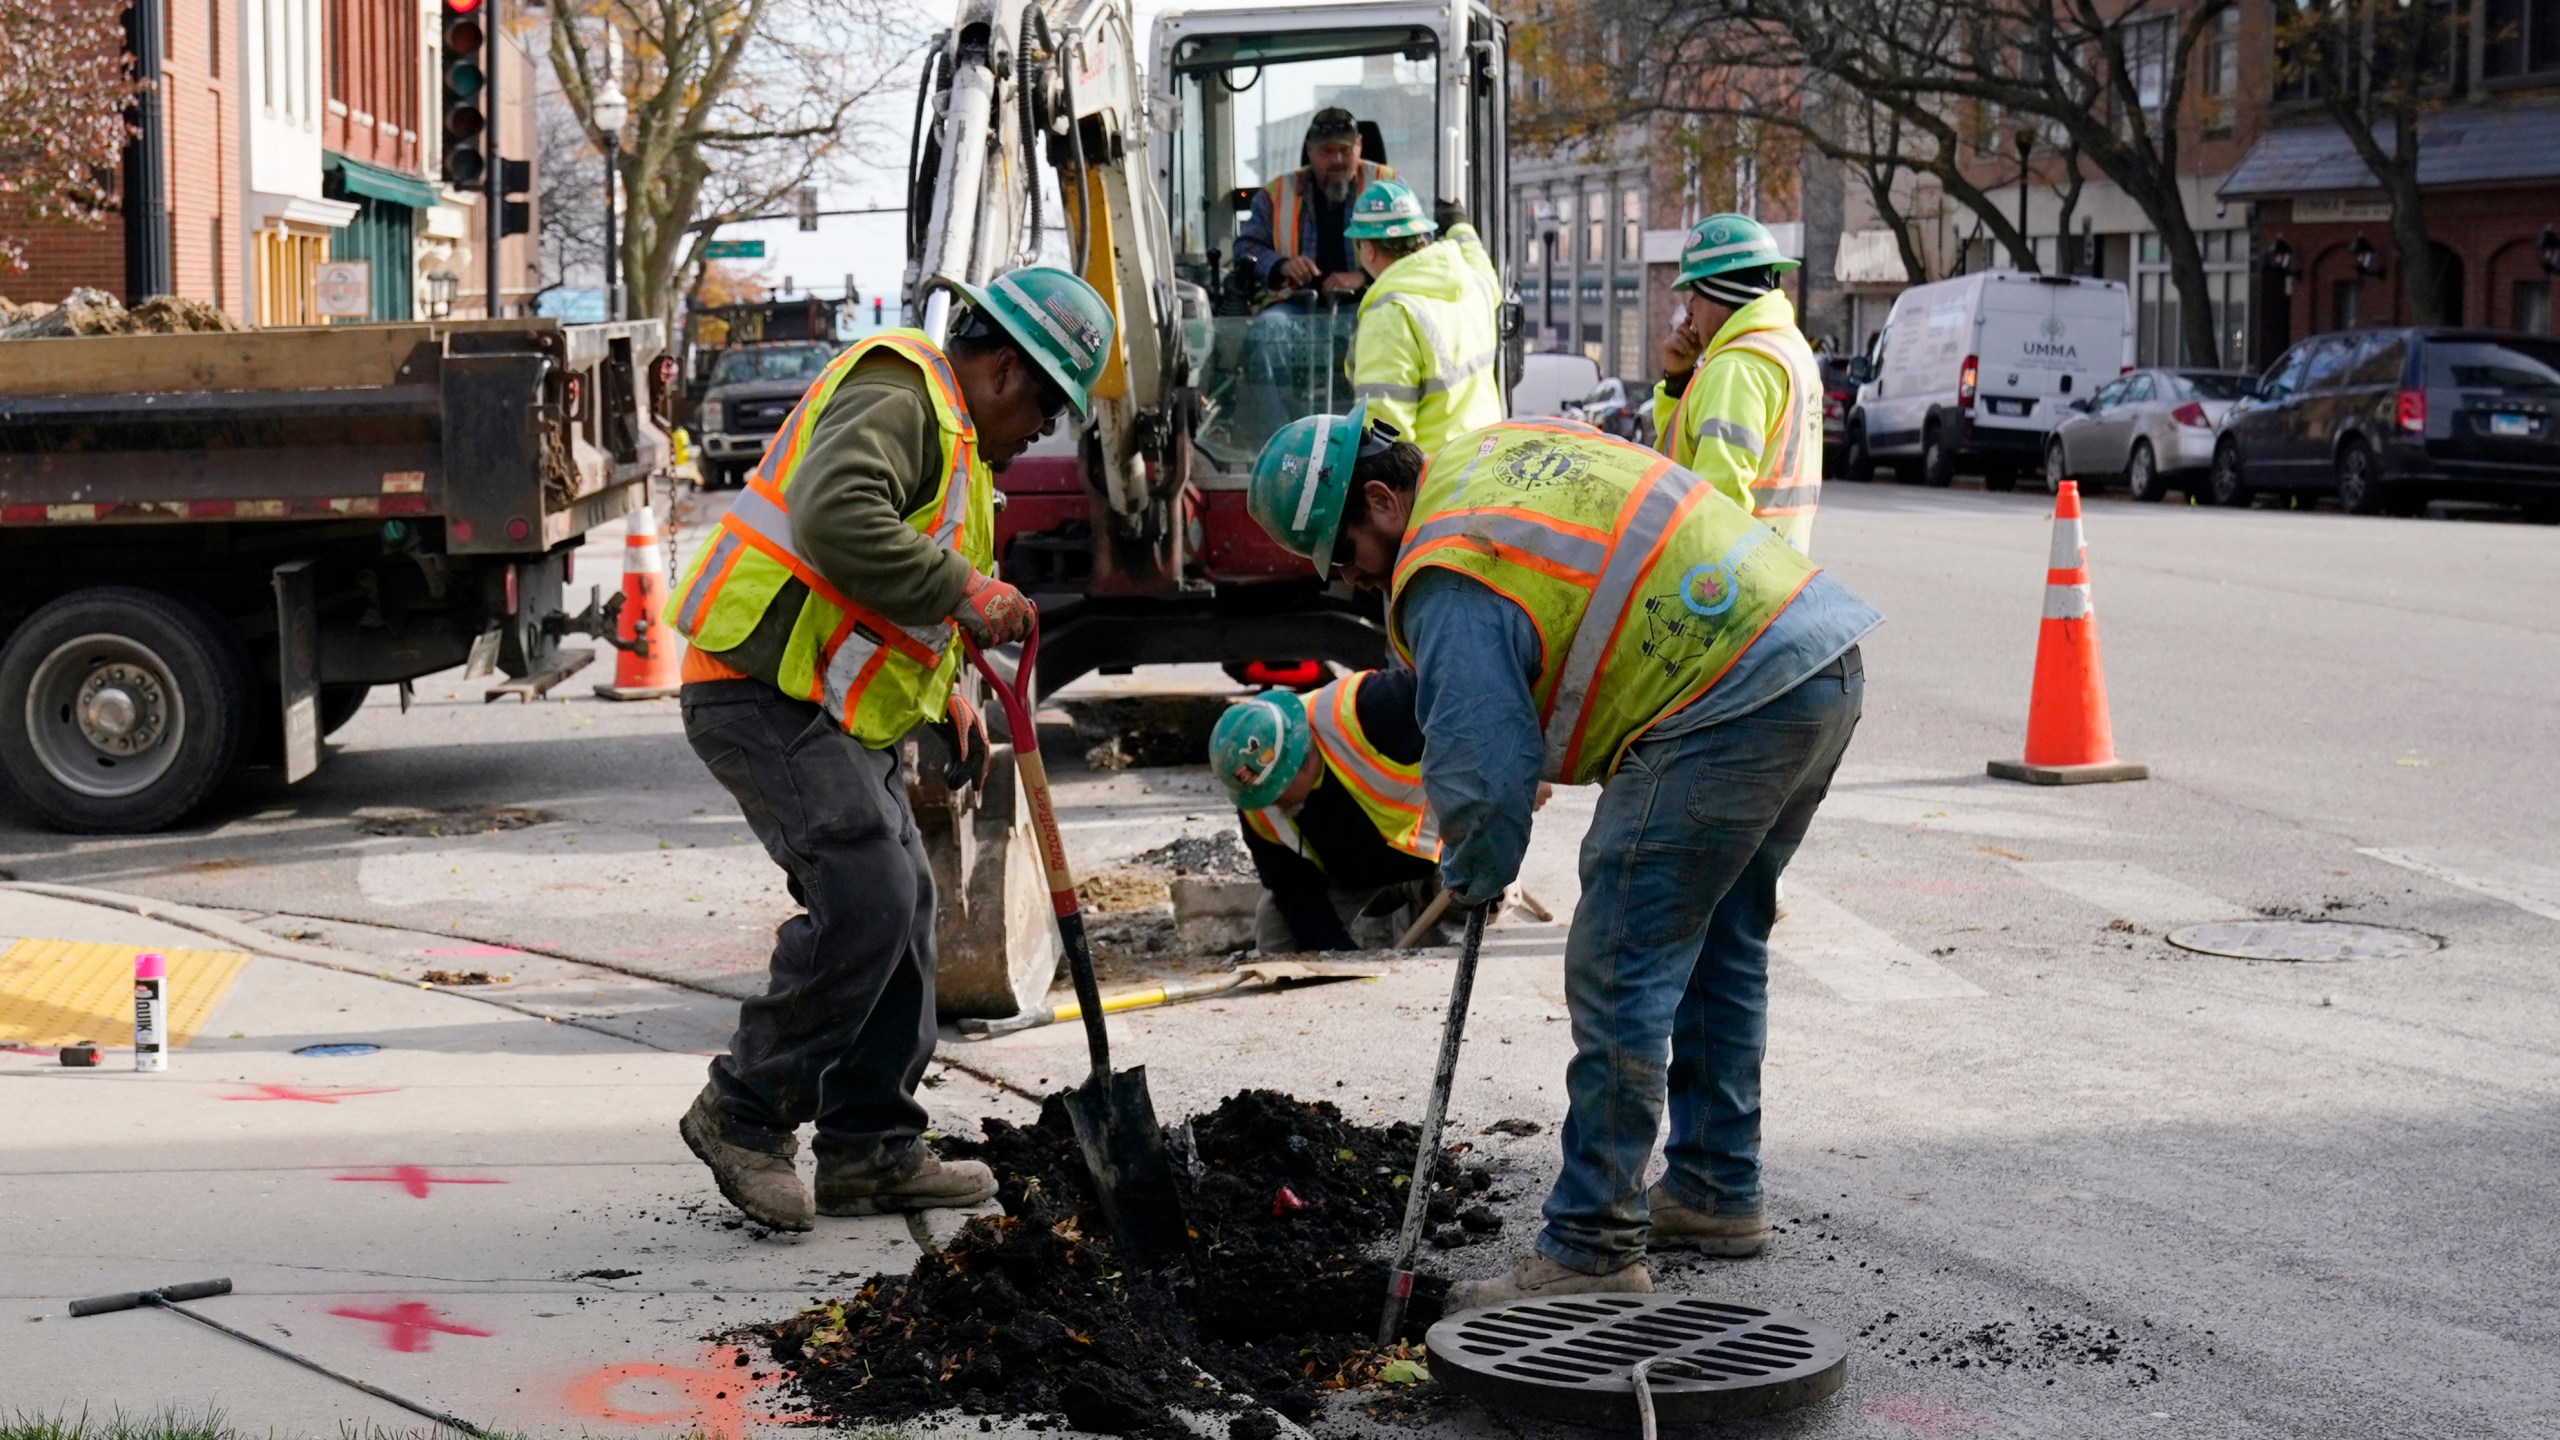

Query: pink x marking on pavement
left=331, top=1165, right=507, bottom=1198
left=220, top=1084, right=401, bottom=1104
left=328, top=1301, right=493, bottom=1353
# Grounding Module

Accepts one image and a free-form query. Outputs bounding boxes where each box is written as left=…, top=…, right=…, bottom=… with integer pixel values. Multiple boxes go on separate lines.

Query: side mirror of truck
left=1846, top=358, right=1874, bottom=385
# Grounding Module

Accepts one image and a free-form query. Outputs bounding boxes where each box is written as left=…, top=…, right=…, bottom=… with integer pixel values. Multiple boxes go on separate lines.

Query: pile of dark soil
left=355, top=804, right=551, bottom=837
left=1130, top=830, right=1255, bottom=879
left=754, top=1089, right=1503, bottom=1435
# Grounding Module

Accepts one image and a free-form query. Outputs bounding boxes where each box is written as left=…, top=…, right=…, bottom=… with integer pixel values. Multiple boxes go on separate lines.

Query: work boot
left=1444, top=1252, right=1653, bottom=1312
left=814, top=1146, right=998, bottom=1217
left=1646, top=1184, right=1769, bottom=1257
left=677, top=1087, right=812, bottom=1232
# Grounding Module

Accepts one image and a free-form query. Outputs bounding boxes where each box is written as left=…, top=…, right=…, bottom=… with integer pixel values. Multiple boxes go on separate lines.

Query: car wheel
left=1920, top=425, right=1956, bottom=487
left=2043, top=440, right=2070, bottom=495
left=2207, top=441, right=2255, bottom=508
left=2125, top=441, right=2165, bottom=503
left=2335, top=440, right=2389, bottom=516
left=1983, top=468, right=2020, bottom=492
left=0, top=586, right=255, bottom=833
left=1841, top=426, right=1873, bottom=483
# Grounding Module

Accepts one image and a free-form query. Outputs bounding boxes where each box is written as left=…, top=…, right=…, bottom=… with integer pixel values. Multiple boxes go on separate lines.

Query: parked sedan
left=2207, top=328, right=2560, bottom=517
left=1568, top=376, right=1654, bottom=446
left=2045, top=367, right=2253, bottom=501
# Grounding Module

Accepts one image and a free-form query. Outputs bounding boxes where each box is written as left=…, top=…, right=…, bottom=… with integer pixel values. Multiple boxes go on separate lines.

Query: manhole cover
left=1425, top=1294, right=1846, bottom=1427
left=2166, top=921, right=2437, bottom=963
left=293, top=1042, right=382, bottom=1057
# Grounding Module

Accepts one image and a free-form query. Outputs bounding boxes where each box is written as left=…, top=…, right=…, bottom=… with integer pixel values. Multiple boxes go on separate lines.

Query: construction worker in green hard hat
left=666, top=264, right=1115, bottom=1234
left=1347, top=177, right=1506, bottom=456
left=1653, top=213, right=1825, bottom=553
left=1246, top=406, right=1881, bottom=1308
left=1208, top=673, right=1453, bottom=953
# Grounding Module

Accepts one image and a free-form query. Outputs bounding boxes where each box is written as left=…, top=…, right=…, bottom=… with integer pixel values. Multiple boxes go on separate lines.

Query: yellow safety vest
left=1353, top=239, right=1506, bottom=454
left=667, top=331, right=992, bottom=748
left=1388, top=420, right=1819, bottom=785
left=1240, top=671, right=1442, bottom=867
left=1267, top=161, right=1393, bottom=261
left=1659, top=290, right=1824, bottom=552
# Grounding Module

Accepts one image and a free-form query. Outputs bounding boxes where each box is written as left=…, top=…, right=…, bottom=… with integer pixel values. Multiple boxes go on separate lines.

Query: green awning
left=323, top=152, right=441, bottom=211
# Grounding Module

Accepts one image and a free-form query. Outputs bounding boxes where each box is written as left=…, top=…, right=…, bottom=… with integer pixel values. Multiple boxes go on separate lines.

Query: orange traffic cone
left=1986, top=481, right=2149, bottom=785
left=593, top=505, right=683, bottom=700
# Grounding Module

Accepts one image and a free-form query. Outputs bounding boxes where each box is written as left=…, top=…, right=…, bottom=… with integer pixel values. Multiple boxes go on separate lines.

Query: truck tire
left=0, top=586, right=256, bottom=833
left=1920, top=423, right=1957, bottom=487
left=319, top=685, right=372, bottom=737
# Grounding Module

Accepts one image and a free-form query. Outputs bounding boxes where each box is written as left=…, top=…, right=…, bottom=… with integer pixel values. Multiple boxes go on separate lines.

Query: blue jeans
left=1537, top=649, right=1864, bottom=1274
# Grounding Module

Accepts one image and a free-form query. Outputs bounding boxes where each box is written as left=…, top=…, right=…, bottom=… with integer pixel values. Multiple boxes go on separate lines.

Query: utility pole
left=123, top=0, right=172, bottom=301
left=484, top=0, right=503, bottom=315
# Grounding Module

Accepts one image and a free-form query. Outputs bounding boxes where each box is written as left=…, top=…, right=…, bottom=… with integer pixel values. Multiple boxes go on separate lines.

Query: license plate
left=1988, top=398, right=2031, bottom=416
left=2490, top=413, right=2534, bottom=437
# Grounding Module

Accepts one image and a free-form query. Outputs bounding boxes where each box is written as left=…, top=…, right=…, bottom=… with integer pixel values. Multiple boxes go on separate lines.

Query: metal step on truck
left=0, top=317, right=675, bottom=832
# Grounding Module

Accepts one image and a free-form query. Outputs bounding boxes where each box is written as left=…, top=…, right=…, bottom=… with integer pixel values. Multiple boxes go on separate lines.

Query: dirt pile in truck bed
left=0, top=288, right=242, bottom=339
left=754, top=1089, right=1506, bottom=1435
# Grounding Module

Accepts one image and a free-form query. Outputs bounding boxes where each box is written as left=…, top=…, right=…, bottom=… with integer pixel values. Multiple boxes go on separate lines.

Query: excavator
left=897, top=0, right=1515, bottom=1016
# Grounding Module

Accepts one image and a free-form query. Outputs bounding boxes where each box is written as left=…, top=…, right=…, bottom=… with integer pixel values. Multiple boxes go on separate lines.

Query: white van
left=1844, top=270, right=2133, bottom=489
left=1511, top=352, right=1603, bottom=421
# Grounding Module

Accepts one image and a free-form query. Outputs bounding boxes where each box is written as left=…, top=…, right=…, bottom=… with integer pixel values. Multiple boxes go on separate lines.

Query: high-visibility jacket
left=668, top=330, right=990, bottom=748
left=1265, top=160, right=1394, bottom=263
left=1388, top=420, right=1819, bottom=785
left=1241, top=671, right=1443, bottom=867
left=1651, top=288, right=1824, bottom=553
left=1353, top=239, right=1505, bottom=453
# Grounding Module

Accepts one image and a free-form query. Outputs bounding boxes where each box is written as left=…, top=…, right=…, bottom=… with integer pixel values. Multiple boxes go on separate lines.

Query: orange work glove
left=943, top=688, right=993, bottom=791
left=952, top=569, right=1034, bottom=648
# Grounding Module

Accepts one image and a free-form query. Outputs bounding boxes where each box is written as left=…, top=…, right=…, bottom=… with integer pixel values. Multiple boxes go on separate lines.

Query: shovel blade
left=1064, top=1065, right=1191, bottom=1268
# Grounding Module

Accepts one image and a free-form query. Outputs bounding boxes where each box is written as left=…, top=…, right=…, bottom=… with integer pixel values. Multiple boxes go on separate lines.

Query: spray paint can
left=133, top=952, right=168, bottom=1072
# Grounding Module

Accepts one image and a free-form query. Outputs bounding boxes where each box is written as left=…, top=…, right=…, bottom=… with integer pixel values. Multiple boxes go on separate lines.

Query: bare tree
left=2268, top=0, right=2462, bottom=323
left=0, top=0, right=140, bottom=274
left=546, top=0, right=918, bottom=320
left=533, top=87, right=606, bottom=309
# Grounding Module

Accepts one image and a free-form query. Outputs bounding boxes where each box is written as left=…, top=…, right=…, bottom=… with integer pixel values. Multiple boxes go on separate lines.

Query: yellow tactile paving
left=0, top=939, right=250, bottom=1048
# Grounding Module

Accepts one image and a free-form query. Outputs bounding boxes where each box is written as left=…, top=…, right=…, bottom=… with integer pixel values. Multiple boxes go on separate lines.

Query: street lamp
left=592, top=85, right=629, bottom=321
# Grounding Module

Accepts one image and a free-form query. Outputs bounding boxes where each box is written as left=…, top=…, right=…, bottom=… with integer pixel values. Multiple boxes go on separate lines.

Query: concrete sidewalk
left=0, top=884, right=1030, bottom=1437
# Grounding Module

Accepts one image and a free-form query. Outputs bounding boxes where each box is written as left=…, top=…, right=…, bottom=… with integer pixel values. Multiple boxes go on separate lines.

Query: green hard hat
left=1671, top=213, right=1800, bottom=292
left=957, top=265, right=1116, bottom=418
left=1247, top=399, right=1370, bottom=579
left=1210, top=690, right=1313, bottom=810
left=1344, top=178, right=1437, bottom=241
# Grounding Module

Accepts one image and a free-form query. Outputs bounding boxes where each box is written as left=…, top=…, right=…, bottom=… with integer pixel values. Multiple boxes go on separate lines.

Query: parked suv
left=2208, top=329, right=2560, bottom=517
left=696, top=341, right=837, bottom=488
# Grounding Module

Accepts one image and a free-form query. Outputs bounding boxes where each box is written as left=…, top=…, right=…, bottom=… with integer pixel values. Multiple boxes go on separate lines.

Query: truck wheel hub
left=77, top=668, right=164, bottom=752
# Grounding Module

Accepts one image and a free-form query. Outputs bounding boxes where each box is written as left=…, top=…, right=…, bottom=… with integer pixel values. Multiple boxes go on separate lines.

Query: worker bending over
left=666, top=266, right=1115, bottom=1232
left=1209, top=667, right=1447, bottom=952
left=1247, top=404, right=1882, bottom=1306
left=1346, top=178, right=1506, bottom=455
left=1652, top=214, right=1825, bottom=552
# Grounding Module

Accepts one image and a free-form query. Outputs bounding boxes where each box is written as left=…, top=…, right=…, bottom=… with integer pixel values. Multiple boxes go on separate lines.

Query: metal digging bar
left=69, top=1278, right=487, bottom=1436
left=1376, top=904, right=1489, bottom=1343
left=964, top=624, right=1191, bottom=1268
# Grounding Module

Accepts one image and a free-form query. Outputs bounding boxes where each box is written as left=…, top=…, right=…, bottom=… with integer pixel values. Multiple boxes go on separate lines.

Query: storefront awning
left=323, top=152, right=442, bottom=211
left=2220, top=105, right=2560, bottom=199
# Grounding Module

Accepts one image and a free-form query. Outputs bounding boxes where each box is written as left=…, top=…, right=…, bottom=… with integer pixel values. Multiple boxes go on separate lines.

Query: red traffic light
left=446, top=0, right=482, bottom=11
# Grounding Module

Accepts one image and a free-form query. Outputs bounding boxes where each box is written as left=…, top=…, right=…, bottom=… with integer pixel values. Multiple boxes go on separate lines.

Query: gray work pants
left=680, top=680, right=937, bottom=1168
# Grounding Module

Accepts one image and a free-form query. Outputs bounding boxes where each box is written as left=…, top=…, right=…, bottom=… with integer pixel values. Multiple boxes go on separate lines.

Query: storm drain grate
left=1425, top=1294, right=1846, bottom=1426
left=2167, top=920, right=2438, bottom=963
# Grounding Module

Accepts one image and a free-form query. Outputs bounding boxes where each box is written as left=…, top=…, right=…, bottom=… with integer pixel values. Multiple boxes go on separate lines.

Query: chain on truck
left=0, top=317, right=675, bottom=832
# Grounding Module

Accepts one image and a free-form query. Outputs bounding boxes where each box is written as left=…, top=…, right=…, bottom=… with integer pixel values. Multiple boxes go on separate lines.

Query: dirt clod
left=753, top=1089, right=1473, bottom=1435
left=1129, top=831, right=1254, bottom=879
left=355, top=805, right=551, bottom=837
left=421, top=969, right=511, bottom=986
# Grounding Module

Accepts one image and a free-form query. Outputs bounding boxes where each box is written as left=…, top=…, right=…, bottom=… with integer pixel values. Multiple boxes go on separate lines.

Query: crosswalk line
left=2012, top=860, right=2242, bottom=927
left=1771, top=889, right=1986, bottom=1002
left=2357, top=848, right=2560, bottom=923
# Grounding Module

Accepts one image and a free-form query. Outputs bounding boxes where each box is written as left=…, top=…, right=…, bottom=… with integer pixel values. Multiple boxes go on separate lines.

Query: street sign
left=701, top=240, right=765, bottom=259
left=315, top=261, right=371, bottom=318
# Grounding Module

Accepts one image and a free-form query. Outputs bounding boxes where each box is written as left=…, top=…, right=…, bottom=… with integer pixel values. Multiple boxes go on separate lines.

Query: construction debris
left=0, top=289, right=242, bottom=339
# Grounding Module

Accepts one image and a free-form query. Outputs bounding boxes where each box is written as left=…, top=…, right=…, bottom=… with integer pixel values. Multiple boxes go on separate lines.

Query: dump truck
left=0, top=317, right=674, bottom=832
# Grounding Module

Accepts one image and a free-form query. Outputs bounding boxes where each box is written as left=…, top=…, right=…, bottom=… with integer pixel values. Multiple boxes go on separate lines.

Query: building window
left=1555, top=193, right=1575, bottom=262
left=2134, top=230, right=2249, bottom=366
left=2126, top=15, right=2174, bottom=122
left=2332, top=278, right=2363, bottom=330
left=2485, top=0, right=2560, bottom=77
left=2517, top=279, right=2553, bottom=335
left=1620, top=189, right=1641, bottom=262
left=1585, top=190, right=1604, bottom=264
left=2200, top=6, right=2239, bottom=132
left=1614, top=284, right=1642, bottom=379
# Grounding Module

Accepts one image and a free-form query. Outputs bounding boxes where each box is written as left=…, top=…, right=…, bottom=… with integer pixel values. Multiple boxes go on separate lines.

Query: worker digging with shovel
left=1245, top=402, right=1882, bottom=1307
left=664, top=266, right=1116, bottom=1232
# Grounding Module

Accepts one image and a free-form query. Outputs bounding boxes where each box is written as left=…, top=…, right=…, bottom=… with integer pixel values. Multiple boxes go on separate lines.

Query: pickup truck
left=0, top=317, right=673, bottom=832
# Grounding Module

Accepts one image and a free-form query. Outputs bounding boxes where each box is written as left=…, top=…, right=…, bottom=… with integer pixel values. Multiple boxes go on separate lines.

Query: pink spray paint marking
left=329, top=1301, right=493, bottom=1353
left=221, top=1084, right=401, bottom=1104
left=332, top=1165, right=508, bottom=1197
left=419, top=945, right=531, bottom=958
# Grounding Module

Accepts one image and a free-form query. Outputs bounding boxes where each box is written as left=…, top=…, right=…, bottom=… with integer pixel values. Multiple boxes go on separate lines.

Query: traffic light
left=441, top=0, right=488, bottom=188
left=499, top=157, right=532, bottom=237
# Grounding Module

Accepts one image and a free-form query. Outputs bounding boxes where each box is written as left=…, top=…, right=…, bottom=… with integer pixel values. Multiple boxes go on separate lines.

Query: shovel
left=1377, top=904, right=1488, bottom=1343
left=963, top=625, right=1191, bottom=1268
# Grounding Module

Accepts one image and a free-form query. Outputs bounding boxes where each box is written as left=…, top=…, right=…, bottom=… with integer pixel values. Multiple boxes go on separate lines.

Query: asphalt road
left=5, top=480, right=2556, bottom=1438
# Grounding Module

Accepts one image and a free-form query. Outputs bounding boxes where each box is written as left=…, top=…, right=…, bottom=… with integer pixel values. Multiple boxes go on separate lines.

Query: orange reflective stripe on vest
left=1269, top=160, right=1390, bottom=261
left=1304, top=673, right=1440, bottom=859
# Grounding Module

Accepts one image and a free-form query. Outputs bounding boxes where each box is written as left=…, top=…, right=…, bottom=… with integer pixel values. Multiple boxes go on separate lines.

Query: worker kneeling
left=1209, top=669, right=1453, bottom=953
left=1346, top=179, right=1505, bottom=456
left=666, top=265, right=1115, bottom=1233
left=1247, top=401, right=1883, bottom=1307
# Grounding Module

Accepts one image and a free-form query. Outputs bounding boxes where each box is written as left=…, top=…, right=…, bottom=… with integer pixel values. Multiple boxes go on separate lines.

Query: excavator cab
left=1156, top=3, right=1511, bottom=486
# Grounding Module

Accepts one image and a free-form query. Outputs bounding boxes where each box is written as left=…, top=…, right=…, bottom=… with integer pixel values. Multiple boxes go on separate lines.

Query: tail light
left=2170, top=402, right=2210, bottom=429
left=1958, top=355, right=1979, bottom=410
left=1239, top=660, right=1326, bottom=689
left=1824, top=393, right=1846, bottom=421
left=2396, top=389, right=2426, bottom=433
